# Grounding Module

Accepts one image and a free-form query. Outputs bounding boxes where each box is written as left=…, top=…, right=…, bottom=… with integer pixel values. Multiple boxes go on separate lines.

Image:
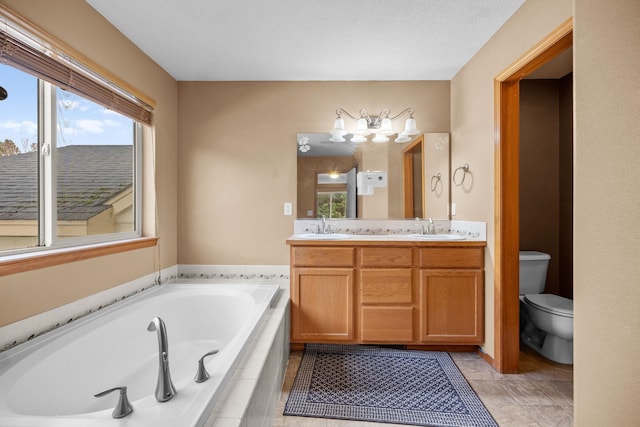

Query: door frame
left=493, top=18, right=573, bottom=373
left=402, top=134, right=425, bottom=218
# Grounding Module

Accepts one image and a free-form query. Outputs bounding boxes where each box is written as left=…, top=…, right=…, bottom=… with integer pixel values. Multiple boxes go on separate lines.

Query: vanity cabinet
left=288, top=240, right=485, bottom=348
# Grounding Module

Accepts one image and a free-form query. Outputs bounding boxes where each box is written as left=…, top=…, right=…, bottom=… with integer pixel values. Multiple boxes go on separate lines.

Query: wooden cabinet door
left=291, top=267, right=354, bottom=342
left=418, top=269, right=484, bottom=344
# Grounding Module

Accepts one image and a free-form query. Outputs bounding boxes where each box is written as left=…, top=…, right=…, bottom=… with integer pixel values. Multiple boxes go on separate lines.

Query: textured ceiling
left=86, top=0, right=526, bottom=81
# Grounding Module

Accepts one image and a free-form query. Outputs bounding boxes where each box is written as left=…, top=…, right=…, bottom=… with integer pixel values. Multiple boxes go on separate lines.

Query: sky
left=0, top=64, right=133, bottom=152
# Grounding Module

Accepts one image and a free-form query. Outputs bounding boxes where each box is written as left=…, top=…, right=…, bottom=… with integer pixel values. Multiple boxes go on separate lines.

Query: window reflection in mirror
left=316, top=171, right=356, bottom=219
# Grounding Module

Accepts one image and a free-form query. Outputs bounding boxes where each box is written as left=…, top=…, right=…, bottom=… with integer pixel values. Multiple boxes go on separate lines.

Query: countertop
left=286, top=233, right=486, bottom=247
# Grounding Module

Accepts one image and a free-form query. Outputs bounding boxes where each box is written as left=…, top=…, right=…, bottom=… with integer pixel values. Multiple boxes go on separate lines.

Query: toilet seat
left=524, top=294, right=573, bottom=318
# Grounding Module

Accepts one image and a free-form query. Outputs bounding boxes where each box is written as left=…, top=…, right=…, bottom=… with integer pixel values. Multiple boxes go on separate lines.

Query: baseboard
left=291, top=343, right=480, bottom=353
left=477, top=347, right=496, bottom=367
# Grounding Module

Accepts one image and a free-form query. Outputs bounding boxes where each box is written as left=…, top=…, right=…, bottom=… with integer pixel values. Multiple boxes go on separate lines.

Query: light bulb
left=372, top=133, right=389, bottom=143
left=331, top=117, right=347, bottom=137
left=403, top=117, right=420, bottom=136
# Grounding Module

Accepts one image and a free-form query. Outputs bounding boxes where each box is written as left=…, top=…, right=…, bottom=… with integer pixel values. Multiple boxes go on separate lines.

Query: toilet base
left=521, top=327, right=573, bottom=364
left=520, top=298, right=573, bottom=365
left=539, top=334, right=573, bottom=364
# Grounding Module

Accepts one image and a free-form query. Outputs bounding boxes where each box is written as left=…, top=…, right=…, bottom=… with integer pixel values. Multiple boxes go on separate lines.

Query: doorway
left=494, top=19, right=573, bottom=373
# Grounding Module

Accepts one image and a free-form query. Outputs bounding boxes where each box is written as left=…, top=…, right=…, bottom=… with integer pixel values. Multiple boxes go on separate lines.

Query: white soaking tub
left=0, top=282, right=280, bottom=427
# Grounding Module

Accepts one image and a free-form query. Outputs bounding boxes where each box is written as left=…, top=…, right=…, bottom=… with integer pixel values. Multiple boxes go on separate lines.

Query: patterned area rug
left=284, top=344, right=497, bottom=427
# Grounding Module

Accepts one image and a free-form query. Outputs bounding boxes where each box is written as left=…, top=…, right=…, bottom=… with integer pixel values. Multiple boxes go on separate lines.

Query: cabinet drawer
left=292, top=247, right=355, bottom=267
left=360, top=306, right=414, bottom=342
left=360, top=247, right=413, bottom=267
left=419, top=248, right=483, bottom=268
left=360, top=269, right=412, bottom=304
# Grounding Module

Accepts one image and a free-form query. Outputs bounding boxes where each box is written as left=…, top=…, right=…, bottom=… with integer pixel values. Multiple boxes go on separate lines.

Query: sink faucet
left=316, top=215, right=332, bottom=234
left=147, top=317, right=177, bottom=402
left=422, top=218, right=436, bottom=235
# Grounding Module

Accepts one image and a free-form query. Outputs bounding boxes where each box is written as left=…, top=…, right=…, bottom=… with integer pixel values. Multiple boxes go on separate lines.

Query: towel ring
left=453, top=164, right=470, bottom=186
left=430, top=173, right=441, bottom=191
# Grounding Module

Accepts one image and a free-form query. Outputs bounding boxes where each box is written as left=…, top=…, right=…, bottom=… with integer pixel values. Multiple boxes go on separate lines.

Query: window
left=316, top=172, right=349, bottom=219
left=317, top=191, right=347, bottom=219
left=0, top=64, right=141, bottom=254
left=0, top=6, right=153, bottom=257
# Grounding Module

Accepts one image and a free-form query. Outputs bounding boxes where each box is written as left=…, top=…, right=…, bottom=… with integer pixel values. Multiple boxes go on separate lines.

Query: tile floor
left=273, top=345, right=573, bottom=427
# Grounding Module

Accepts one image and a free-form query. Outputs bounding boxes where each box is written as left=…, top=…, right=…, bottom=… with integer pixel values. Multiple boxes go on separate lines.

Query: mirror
left=297, top=132, right=450, bottom=219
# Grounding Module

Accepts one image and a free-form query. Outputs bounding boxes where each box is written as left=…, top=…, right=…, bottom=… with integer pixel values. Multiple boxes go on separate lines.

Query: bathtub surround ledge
left=205, top=285, right=290, bottom=427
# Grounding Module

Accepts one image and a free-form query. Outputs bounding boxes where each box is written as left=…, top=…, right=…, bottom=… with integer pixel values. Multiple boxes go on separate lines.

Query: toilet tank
left=519, top=251, right=550, bottom=295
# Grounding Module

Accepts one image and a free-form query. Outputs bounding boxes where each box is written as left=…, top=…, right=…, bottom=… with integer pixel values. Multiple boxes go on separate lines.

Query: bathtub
left=0, top=282, right=280, bottom=427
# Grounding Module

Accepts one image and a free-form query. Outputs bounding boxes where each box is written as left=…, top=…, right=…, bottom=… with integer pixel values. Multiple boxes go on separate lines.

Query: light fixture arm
left=388, top=107, right=415, bottom=121
left=335, top=108, right=359, bottom=121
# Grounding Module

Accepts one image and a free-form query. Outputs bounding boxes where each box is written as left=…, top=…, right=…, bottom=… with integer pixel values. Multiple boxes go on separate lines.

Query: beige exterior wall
left=0, top=0, right=178, bottom=327
left=450, top=0, right=572, bottom=361
left=574, top=0, right=640, bottom=424
left=177, top=81, right=450, bottom=265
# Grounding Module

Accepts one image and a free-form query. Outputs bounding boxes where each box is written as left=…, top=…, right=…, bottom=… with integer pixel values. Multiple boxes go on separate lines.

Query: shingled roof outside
left=0, top=145, right=132, bottom=221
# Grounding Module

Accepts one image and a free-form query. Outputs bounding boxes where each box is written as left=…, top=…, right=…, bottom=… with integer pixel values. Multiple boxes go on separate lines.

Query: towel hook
left=430, top=173, right=441, bottom=191
left=453, top=163, right=470, bottom=186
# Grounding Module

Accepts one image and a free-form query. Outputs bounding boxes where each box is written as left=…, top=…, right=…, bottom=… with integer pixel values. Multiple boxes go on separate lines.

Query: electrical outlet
left=284, top=202, right=292, bottom=216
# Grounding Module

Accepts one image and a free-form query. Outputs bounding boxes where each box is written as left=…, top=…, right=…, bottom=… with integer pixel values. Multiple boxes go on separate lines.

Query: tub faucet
left=194, top=349, right=220, bottom=383
left=94, top=386, right=133, bottom=419
left=147, top=317, right=177, bottom=402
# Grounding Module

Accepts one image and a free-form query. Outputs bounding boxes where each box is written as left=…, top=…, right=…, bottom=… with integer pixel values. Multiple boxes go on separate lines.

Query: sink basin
left=409, top=234, right=466, bottom=241
left=295, top=233, right=352, bottom=240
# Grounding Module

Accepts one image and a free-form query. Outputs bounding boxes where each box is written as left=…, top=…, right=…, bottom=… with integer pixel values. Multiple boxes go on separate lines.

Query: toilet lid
left=524, top=294, right=573, bottom=317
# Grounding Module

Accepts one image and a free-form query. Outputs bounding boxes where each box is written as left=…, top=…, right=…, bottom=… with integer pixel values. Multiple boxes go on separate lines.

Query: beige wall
left=450, top=0, right=572, bottom=360
left=574, top=0, right=640, bottom=424
left=177, top=81, right=450, bottom=265
left=0, top=0, right=178, bottom=326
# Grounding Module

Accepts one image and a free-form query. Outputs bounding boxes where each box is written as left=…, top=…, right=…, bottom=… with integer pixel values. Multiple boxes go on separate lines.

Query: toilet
left=519, top=251, right=573, bottom=364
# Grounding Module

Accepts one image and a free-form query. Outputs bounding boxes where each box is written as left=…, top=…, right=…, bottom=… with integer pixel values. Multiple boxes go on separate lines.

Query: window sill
left=0, top=237, right=158, bottom=277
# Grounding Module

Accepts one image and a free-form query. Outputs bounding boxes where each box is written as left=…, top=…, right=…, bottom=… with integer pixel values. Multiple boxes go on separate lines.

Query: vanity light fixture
left=330, top=107, right=420, bottom=144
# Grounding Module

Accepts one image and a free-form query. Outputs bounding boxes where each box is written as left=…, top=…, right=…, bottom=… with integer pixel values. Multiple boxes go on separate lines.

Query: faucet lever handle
left=94, top=386, right=134, bottom=419
left=194, top=349, right=220, bottom=383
